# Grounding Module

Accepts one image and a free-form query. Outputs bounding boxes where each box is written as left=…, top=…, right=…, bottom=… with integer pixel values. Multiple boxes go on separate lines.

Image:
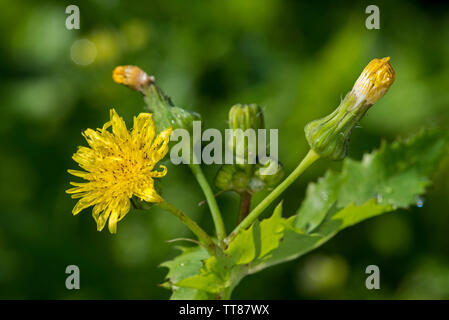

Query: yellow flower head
left=67, top=109, right=172, bottom=234
left=112, top=65, right=154, bottom=92
left=352, top=57, right=395, bottom=105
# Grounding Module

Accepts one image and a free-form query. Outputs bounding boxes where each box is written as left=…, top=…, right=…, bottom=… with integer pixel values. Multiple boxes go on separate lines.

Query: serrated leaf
left=177, top=271, right=224, bottom=293
left=295, top=171, right=340, bottom=232
left=295, top=129, right=449, bottom=233
left=254, top=130, right=448, bottom=271
left=160, top=246, right=209, bottom=285
left=258, top=202, right=286, bottom=259
left=249, top=220, right=323, bottom=274
left=225, top=221, right=258, bottom=265
left=161, top=130, right=448, bottom=299
left=324, top=199, right=393, bottom=231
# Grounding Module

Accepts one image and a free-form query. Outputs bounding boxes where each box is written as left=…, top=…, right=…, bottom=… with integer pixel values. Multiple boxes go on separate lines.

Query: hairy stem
left=157, top=200, right=216, bottom=255
left=225, top=149, right=320, bottom=244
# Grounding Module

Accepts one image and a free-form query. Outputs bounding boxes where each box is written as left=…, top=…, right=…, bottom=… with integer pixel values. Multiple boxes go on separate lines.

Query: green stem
left=189, top=162, right=226, bottom=245
left=157, top=200, right=216, bottom=255
left=225, top=149, right=320, bottom=244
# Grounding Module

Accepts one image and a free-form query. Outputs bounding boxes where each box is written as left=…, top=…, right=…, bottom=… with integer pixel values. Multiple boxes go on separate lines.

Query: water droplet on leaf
left=415, top=196, right=424, bottom=208
left=376, top=193, right=383, bottom=203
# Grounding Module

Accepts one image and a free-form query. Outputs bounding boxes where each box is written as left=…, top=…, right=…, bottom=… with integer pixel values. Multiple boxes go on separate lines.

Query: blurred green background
left=1, top=0, right=448, bottom=299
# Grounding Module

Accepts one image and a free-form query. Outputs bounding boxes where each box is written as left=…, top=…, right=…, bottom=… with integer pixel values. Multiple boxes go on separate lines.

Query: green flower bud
left=304, top=93, right=358, bottom=160
left=215, top=165, right=236, bottom=191
left=215, top=165, right=250, bottom=192
left=305, top=57, right=395, bottom=160
left=229, top=103, right=265, bottom=132
left=253, top=158, right=284, bottom=188
left=215, top=160, right=284, bottom=194
left=228, top=104, right=265, bottom=170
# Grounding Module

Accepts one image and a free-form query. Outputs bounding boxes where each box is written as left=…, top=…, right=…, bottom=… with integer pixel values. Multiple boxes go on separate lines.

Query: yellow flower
left=67, top=109, right=172, bottom=233
left=352, top=57, right=395, bottom=105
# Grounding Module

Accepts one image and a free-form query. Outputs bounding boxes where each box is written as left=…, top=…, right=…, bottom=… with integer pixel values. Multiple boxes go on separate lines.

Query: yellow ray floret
left=67, top=109, right=172, bottom=234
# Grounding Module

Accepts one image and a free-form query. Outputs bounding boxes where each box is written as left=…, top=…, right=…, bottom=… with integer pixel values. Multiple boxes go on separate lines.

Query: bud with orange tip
left=112, top=65, right=154, bottom=93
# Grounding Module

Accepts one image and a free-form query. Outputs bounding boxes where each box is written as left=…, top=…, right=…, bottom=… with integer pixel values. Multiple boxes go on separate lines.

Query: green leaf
left=295, top=129, right=449, bottom=233
left=160, top=246, right=209, bottom=284
left=177, top=270, right=224, bottom=294
left=161, top=130, right=448, bottom=299
left=257, top=202, right=286, bottom=259
left=295, top=171, right=340, bottom=232
left=255, top=130, right=448, bottom=271
left=225, top=220, right=258, bottom=265
left=159, top=245, right=214, bottom=299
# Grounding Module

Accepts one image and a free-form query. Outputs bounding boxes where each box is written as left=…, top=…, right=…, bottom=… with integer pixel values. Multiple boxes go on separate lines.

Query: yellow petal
left=132, top=113, right=155, bottom=149
left=149, top=165, right=167, bottom=178
left=108, top=210, right=119, bottom=234
left=67, top=169, right=91, bottom=179
left=109, top=109, right=130, bottom=141
left=93, top=205, right=111, bottom=232
left=148, top=127, right=172, bottom=163
left=117, top=197, right=131, bottom=222
left=73, top=196, right=99, bottom=215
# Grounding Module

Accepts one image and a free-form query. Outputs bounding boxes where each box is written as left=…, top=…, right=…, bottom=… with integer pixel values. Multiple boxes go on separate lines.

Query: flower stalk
left=189, top=161, right=227, bottom=245
left=157, top=200, right=217, bottom=255
left=226, top=149, right=320, bottom=244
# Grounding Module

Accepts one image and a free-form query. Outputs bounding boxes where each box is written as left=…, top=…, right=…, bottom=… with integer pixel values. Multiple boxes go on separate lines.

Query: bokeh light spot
left=70, top=39, right=97, bottom=66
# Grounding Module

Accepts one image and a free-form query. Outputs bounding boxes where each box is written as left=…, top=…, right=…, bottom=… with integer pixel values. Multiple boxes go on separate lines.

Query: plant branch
left=189, top=162, right=226, bottom=245
left=225, top=149, right=320, bottom=244
left=157, top=200, right=216, bottom=255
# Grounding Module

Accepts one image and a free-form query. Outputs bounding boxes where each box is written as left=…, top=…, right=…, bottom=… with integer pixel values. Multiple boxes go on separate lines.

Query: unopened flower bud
left=228, top=104, right=264, bottom=169
left=229, top=104, right=265, bottom=132
left=215, top=165, right=249, bottom=192
left=113, top=65, right=200, bottom=132
left=253, top=158, right=284, bottom=188
left=113, top=65, right=154, bottom=92
left=305, top=57, right=395, bottom=160
left=215, top=165, right=235, bottom=191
